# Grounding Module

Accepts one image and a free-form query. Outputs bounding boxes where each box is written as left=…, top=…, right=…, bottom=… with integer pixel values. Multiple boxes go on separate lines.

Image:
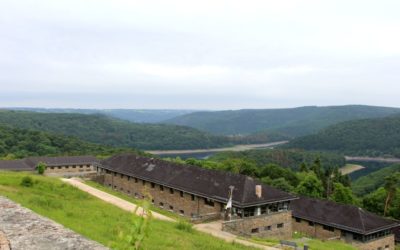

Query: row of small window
left=110, top=174, right=216, bottom=207
left=295, top=218, right=334, bottom=232
left=251, top=223, right=284, bottom=233
left=157, top=202, right=185, bottom=215
left=49, top=165, right=91, bottom=170
left=109, top=183, right=216, bottom=208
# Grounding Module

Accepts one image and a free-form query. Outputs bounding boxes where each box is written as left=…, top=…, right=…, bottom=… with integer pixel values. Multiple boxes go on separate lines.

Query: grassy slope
left=285, top=115, right=400, bottom=157
left=0, top=171, right=253, bottom=250
left=165, top=105, right=400, bottom=136
left=0, top=110, right=230, bottom=150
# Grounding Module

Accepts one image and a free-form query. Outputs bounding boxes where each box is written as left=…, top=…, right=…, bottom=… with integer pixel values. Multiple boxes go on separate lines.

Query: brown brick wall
left=222, top=211, right=292, bottom=239
left=353, top=235, right=395, bottom=250
left=102, top=172, right=223, bottom=219
left=45, top=164, right=94, bottom=174
left=292, top=217, right=340, bottom=240
left=293, top=217, right=396, bottom=250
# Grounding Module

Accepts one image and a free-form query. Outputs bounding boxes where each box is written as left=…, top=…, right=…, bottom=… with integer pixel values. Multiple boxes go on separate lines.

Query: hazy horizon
left=1, top=0, right=399, bottom=109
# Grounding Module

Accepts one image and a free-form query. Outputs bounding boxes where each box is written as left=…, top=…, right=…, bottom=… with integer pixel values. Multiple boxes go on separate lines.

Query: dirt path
left=194, top=221, right=279, bottom=250
left=62, top=178, right=280, bottom=250
left=61, top=178, right=175, bottom=222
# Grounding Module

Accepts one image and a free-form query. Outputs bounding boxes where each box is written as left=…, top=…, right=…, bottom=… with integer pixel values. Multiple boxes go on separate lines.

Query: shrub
left=36, top=162, right=47, bottom=175
left=20, top=176, right=34, bottom=187
left=175, top=220, right=193, bottom=233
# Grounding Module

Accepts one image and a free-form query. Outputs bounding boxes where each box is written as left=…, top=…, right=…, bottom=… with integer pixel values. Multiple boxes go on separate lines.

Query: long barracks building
left=1, top=153, right=399, bottom=249
left=96, top=153, right=399, bottom=249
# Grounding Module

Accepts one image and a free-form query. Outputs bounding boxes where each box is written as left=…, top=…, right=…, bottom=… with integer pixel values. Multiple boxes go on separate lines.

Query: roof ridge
left=357, top=207, right=366, bottom=233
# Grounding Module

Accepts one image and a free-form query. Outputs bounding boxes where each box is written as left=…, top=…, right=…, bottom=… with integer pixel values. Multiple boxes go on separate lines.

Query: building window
left=151, top=183, right=155, bottom=188
left=134, top=193, right=139, bottom=198
left=58, top=166, right=62, bottom=169
left=169, top=205, right=174, bottom=211
left=205, top=198, right=214, bottom=207
left=180, top=191, right=184, bottom=197
left=251, top=228, right=259, bottom=234
left=72, top=166, right=76, bottom=168
left=179, top=210, right=184, bottom=215
left=80, top=165, right=83, bottom=168
left=127, top=190, right=131, bottom=194
left=114, top=173, right=117, bottom=176
left=160, top=185, right=164, bottom=191
left=323, top=225, right=334, bottom=232
left=151, top=199, right=154, bottom=204
left=265, top=226, right=271, bottom=231
left=295, top=218, right=301, bottom=223
left=142, top=180, right=146, bottom=186
left=50, top=167, right=54, bottom=170
left=191, top=194, right=195, bottom=201
left=169, top=188, right=174, bottom=194
left=277, top=223, right=284, bottom=228
left=128, top=176, right=130, bottom=181
left=308, top=221, right=315, bottom=226
left=159, top=202, right=164, bottom=208
left=114, top=185, right=117, bottom=189
left=385, top=245, right=389, bottom=250
left=87, top=164, right=90, bottom=167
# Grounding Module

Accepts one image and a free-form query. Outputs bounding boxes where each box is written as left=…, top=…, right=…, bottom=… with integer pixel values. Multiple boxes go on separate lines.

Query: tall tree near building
left=383, top=173, right=400, bottom=216
left=295, top=172, right=324, bottom=198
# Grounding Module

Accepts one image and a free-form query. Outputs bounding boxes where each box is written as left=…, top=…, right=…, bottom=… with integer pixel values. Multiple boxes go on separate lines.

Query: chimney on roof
left=255, top=185, right=262, bottom=198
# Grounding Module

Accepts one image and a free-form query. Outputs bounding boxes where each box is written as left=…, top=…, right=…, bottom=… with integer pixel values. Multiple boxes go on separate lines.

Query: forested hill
left=164, top=105, right=400, bottom=137
left=0, top=125, right=132, bottom=159
left=8, top=108, right=195, bottom=123
left=352, top=164, right=400, bottom=196
left=284, top=115, right=400, bottom=157
left=0, top=111, right=231, bottom=150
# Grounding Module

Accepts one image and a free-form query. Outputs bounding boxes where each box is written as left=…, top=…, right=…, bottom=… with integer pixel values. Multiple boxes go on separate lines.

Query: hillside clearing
left=339, top=164, right=365, bottom=175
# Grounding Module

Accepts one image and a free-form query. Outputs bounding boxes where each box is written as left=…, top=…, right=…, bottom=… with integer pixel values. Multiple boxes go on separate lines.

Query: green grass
left=85, top=180, right=185, bottom=221
left=247, top=232, right=356, bottom=250
left=0, top=171, right=254, bottom=250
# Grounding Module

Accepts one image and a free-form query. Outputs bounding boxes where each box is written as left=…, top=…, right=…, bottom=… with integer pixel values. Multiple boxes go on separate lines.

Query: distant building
left=0, top=156, right=98, bottom=176
left=291, top=197, right=399, bottom=250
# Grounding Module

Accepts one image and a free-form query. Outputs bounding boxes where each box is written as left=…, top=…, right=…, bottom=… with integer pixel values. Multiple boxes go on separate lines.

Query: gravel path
left=194, top=221, right=279, bottom=250
left=61, top=178, right=175, bottom=222
left=63, top=178, right=279, bottom=250
left=0, top=196, right=108, bottom=250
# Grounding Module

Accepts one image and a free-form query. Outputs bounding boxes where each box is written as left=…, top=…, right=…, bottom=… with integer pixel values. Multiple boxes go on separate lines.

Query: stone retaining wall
left=0, top=196, right=108, bottom=250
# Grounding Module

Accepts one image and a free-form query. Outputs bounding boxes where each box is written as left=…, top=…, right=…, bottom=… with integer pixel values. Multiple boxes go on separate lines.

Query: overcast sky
left=0, top=0, right=399, bottom=109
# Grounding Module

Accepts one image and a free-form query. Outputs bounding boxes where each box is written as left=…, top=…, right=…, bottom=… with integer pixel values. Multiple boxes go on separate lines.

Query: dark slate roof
left=25, top=156, right=99, bottom=167
left=100, top=153, right=297, bottom=207
left=291, top=197, right=399, bottom=235
left=0, top=156, right=99, bottom=171
left=0, top=160, right=33, bottom=171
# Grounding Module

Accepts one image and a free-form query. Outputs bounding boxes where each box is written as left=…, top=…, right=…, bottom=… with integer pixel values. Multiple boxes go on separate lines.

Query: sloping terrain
left=284, top=115, right=400, bottom=157
left=0, top=111, right=230, bottom=150
left=164, top=105, right=400, bottom=137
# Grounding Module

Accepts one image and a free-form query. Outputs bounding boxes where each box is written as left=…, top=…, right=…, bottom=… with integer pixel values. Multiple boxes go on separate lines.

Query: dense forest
left=0, top=111, right=233, bottom=150
left=165, top=105, right=400, bottom=137
left=352, top=164, right=400, bottom=196
left=9, top=108, right=195, bottom=123
left=284, top=115, right=400, bottom=157
left=0, top=125, right=135, bottom=159
left=210, top=149, right=345, bottom=171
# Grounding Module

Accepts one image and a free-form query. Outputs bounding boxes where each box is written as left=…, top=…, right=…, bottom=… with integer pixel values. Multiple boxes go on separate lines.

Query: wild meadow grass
left=0, top=171, right=254, bottom=250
